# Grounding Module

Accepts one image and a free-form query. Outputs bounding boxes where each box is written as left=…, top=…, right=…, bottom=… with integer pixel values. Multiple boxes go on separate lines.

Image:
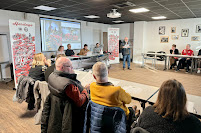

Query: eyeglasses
left=63, top=65, right=73, bottom=69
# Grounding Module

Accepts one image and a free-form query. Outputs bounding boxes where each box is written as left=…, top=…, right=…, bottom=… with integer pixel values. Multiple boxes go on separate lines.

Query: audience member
left=41, top=57, right=89, bottom=133
left=57, top=45, right=65, bottom=55
left=176, top=44, right=194, bottom=73
left=170, top=44, right=179, bottom=69
left=197, top=49, right=201, bottom=73
left=79, top=44, right=89, bottom=55
left=93, top=43, right=102, bottom=54
left=122, top=37, right=132, bottom=70
left=135, top=79, right=201, bottom=133
left=65, top=44, right=75, bottom=56
left=44, top=54, right=66, bottom=82
left=29, top=53, right=51, bottom=81
left=90, top=62, right=139, bottom=128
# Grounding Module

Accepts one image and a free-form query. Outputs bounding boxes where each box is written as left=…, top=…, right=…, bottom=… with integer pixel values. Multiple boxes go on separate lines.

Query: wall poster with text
left=108, top=28, right=119, bottom=64
left=9, top=19, right=35, bottom=88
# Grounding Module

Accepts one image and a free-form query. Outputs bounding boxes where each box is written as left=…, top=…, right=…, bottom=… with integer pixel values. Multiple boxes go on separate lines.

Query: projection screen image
left=40, top=18, right=81, bottom=51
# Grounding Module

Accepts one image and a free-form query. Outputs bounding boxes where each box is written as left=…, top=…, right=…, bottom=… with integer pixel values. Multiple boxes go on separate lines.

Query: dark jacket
left=198, top=49, right=201, bottom=56
left=41, top=70, right=87, bottom=133
left=136, top=106, right=201, bottom=133
left=122, top=41, right=131, bottom=55
left=44, top=64, right=55, bottom=82
left=83, top=100, right=127, bottom=133
left=29, top=65, right=47, bottom=81
left=65, top=49, right=75, bottom=56
left=170, top=49, right=179, bottom=54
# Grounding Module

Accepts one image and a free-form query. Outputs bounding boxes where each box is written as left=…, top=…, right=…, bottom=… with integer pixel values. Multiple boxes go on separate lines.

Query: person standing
left=65, top=44, right=75, bottom=56
left=122, top=37, right=132, bottom=70
left=170, top=44, right=179, bottom=69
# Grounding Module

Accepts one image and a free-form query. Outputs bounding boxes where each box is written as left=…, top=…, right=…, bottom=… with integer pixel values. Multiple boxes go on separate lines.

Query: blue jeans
left=123, top=54, right=130, bottom=68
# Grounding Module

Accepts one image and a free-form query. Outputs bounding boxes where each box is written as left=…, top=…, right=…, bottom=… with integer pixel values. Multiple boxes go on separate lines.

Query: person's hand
left=84, top=84, right=90, bottom=91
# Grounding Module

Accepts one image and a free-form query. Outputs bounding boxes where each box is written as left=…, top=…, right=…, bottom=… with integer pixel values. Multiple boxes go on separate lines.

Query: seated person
left=56, top=45, right=65, bottom=55
left=135, top=79, right=201, bottom=133
left=65, top=44, right=75, bottom=56
left=41, top=57, right=89, bottom=133
left=170, top=44, right=179, bottom=69
left=79, top=44, right=89, bottom=55
left=29, top=53, right=51, bottom=81
left=44, top=54, right=66, bottom=82
left=90, top=62, right=139, bottom=127
left=176, top=44, right=194, bottom=73
left=93, top=43, right=102, bottom=54
left=197, top=49, right=201, bottom=73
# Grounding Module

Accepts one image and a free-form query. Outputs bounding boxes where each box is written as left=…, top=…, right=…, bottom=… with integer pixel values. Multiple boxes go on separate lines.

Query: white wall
left=133, top=18, right=201, bottom=64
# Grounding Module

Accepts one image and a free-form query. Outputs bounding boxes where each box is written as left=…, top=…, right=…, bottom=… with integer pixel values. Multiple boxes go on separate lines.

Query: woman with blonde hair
left=29, top=53, right=51, bottom=81
left=135, top=79, right=201, bottom=133
left=57, top=45, right=65, bottom=55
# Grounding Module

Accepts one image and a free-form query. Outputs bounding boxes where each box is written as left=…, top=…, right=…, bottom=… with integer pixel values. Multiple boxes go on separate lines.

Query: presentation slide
left=40, top=18, right=81, bottom=51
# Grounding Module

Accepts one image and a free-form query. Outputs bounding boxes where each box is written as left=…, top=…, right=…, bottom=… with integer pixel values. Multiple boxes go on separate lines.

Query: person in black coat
left=65, top=44, right=75, bottom=56
left=170, top=44, right=179, bottom=69
left=135, top=79, right=201, bottom=133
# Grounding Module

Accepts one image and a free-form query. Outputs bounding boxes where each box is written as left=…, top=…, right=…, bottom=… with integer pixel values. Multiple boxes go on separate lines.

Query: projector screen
left=40, top=18, right=81, bottom=51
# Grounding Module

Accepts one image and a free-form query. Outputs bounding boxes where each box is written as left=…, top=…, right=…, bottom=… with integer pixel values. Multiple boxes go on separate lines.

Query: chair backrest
left=83, top=100, right=127, bottom=133
left=131, top=127, right=150, bottom=133
left=146, top=51, right=155, bottom=57
left=156, top=51, right=166, bottom=61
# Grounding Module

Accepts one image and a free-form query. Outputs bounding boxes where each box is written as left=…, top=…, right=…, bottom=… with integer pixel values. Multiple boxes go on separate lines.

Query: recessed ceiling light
left=34, top=5, right=57, bottom=11
left=152, top=16, right=167, bottom=19
left=112, top=20, right=124, bottom=23
left=129, top=8, right=149, bottom=13
left=84, top=15, right=100, bottom=19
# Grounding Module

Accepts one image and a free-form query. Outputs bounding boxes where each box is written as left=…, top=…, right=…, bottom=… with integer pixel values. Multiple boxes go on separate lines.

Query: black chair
left=156, top=51, right=166, bottom=61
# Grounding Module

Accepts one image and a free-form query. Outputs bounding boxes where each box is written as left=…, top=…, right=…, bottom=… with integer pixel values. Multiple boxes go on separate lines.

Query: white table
left=74, top=70, right=201, bottom=118
left=142, top=53, right=201, bottom=73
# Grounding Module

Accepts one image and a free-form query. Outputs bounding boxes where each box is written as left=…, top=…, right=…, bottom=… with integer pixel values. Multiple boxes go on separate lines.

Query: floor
left=0, top=62, right=201, bottom=132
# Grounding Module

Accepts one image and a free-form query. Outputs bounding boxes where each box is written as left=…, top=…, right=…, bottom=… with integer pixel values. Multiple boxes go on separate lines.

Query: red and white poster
left=108, top=28, right=119, bottom=64
left=9, top=20, right=35, bottom=88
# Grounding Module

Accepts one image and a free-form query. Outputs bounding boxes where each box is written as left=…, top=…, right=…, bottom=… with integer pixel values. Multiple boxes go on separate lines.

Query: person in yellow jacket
left=90, top=62, right=140, bottom=126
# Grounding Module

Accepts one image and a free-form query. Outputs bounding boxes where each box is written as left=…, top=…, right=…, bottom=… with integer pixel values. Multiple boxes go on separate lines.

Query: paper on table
left=123, top=86, right=143, bottom=96
left=186, top=101, right=195, bottom=113
left=79, top=70, right=96, bottom=87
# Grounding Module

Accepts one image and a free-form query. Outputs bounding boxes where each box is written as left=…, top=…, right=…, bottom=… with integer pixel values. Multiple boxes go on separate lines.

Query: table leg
left=0, top=64, right=2, bottom=81
left=142, top=54, right=145, bottom=68
left=167, top=56, right=170, bottom=70
left=164, top=56, right=167, bottom=70
left=195, top=58, right=198, bottom=72
left=154, top=55, right=156, bottom=69
left=191, top=58, right=194, bottom=74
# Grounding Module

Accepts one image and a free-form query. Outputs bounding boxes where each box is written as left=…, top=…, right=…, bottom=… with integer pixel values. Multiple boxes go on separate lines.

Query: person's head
left=56, top=54, right=66, bottom=60
left=153, top=79, right=188, bottom=121
left=32, top=53, right=46, bottom=68
left=55, top=57, right=74, bottom=73
left=58, top=46, right=64, bottom=52
left=96, top=43, right=100, bottom=48
left=67, top=44, right=71, bottom=50
left=124, top=37, right=128, bottom=43
left=186, top=44, right=191, bottom=50
left=92, top=62, right=108, bottom=83
left=172, top=44, right=176, bottom=50
left=84, top=44, right=88, bottom=50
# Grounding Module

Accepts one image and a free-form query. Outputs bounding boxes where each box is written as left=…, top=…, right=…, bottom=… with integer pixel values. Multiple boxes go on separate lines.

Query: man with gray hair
left=41, top=57, right=89, bottom=133
left=90, top=62, right=139, bottom=128
left=122, top=37, right=132, bottom=70
left=176, top=44, right=194, bottom=73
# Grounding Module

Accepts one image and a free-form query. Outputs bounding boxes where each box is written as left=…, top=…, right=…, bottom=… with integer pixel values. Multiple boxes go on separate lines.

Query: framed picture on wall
left=196, top=25, right=201, bottom=33
left=159, top=26, right=165, bottom=35
left=160, top=36, right=169, bottom=43
left=171, top=27, right=176, bottom=33
left=172, top=35, right=179, bottom=40
left=181, top=29, right=189, bottom=37
left=191, top=36, right=200, bottom=41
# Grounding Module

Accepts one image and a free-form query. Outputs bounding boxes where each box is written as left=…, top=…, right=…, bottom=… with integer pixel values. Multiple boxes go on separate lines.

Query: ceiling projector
left=107, top=9, right=121, bottom=18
